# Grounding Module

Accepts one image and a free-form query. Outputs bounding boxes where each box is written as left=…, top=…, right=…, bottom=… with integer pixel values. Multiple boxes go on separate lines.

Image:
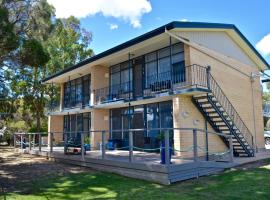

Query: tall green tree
left=1, top=0, right=53, bottom=131
left=45, top=16, right=94, bottom=75
left=1, top=0, right=94, bottom=132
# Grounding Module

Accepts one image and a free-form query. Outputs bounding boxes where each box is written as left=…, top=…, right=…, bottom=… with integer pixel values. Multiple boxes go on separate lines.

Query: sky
left=47, top=0, right=270, bottom=65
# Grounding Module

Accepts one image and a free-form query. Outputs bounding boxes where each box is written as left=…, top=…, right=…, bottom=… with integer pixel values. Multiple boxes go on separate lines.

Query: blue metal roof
left=42, top=21, right=269, bottom=82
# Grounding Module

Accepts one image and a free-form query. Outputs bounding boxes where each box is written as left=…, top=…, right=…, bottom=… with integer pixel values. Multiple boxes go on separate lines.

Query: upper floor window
left=110, top=61, right=132, bottom=94
left=145, top=43, right=185, bottom=88
left=63, top=74, right=91, bottom=109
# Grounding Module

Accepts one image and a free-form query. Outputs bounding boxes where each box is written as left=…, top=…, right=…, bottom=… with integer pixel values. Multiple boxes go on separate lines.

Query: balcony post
left=169, top=36, right=173, bottom=89
left=50, top=82, right=53, bottom=111
left=206, top=66, right=211, bottom=90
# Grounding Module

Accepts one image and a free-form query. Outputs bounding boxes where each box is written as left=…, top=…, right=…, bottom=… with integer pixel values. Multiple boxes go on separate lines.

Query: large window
left=63, top=74, right=91, bottom=109
left=145, top=43, right=185, bottom=88
left=110, top=61, right=132, bottom=95
left=110, top=101, right=173, bottom=149
left=63, top=112, right=91, bottom=140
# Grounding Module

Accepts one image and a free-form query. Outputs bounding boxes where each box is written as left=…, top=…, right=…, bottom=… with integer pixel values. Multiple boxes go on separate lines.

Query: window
left=160, top=101, right=173, bottom=128
left=144, top=43, right=185, bottom=88
left=110, top=101, right=173, bottom=149
left=110, top=61, right=133, bottom=95
left=146, top=103, right=160, bottom=138
left=63, top=74, right=91, bottom=109
left=63, top=112, right=91, bottom=140
left=172, top=43, right=185, bottom=83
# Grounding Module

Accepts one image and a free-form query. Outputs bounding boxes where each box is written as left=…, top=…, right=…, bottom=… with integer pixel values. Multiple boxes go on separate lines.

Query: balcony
left=46, top=98, right=92, bottom=115
left=94, top=64, right=210, bottom=105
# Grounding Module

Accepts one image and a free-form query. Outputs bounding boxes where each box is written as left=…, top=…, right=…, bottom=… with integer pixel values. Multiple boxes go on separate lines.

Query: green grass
left=2, top=160, right=270, bottom=200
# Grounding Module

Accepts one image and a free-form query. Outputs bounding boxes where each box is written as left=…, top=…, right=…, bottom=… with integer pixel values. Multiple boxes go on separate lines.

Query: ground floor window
left=63, top=112, right=91, bottom=141
left=110, top=101, right=173, bottom=149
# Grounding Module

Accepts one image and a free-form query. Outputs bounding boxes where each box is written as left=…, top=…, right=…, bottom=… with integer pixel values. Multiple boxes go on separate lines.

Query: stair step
left=194, top=96, right=208, bottom=100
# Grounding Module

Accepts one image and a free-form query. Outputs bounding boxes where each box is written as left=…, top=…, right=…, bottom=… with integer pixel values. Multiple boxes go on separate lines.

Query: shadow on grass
left=3, top=163, right=270, bottom=200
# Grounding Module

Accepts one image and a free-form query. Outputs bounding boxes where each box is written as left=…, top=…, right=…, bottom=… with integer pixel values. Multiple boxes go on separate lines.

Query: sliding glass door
left=63, top=112, right=91, bottom=142
left=110, top=101, right=173, bottom=150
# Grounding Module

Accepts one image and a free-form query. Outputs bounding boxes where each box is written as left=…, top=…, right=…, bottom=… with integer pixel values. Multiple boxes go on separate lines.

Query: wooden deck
left=15, top=147, right=236, bottom=185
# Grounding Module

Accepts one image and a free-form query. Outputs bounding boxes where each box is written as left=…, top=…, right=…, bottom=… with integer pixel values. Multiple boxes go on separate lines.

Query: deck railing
left=13, top=127, right=234, bottom=165
left=94, top=64, right=208, bottom=105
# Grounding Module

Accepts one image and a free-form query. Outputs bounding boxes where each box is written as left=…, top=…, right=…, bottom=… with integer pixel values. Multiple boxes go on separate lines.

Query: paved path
left=0, top=146, right=94, bottom=193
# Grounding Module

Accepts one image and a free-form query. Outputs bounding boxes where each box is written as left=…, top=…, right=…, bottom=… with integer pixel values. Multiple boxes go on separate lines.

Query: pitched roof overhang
left=42, top=21, right=269, bottom=84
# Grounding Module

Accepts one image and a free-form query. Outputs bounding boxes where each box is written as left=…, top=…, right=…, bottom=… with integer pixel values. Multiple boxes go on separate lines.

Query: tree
left=45, top=16, right=93, bottom=75
left=1, top=0, right=94, bottom=133
left=1, top=0, right=53, bottom=132
left=0, top=6, right=19, bottom=65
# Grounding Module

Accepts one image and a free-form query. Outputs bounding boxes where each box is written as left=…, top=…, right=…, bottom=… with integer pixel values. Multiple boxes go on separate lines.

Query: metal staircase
left=192, top=73, right=254, bottom=157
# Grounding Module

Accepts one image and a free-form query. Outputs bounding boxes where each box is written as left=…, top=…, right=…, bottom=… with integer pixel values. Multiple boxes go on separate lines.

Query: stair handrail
left=208, top=73, right=254, bottom=151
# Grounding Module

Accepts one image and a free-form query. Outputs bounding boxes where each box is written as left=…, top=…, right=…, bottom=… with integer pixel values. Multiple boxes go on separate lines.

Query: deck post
left=32, top=134, right=35, bottom=149
left=193, top=129, right=198, bottom=162
left=81, top=133, right=85, bottom=161
left=206, top=65, right=211, bottom=90
left=229, top=135, right=234, bottom=163
left=49, top=132, right=53, bottom=155
left=101, top=131, right=106, bottom=160
left=20, top=134, right=23, bottom=150
left=13, top=134, right=16, bottom=148
left=29, top=134, right=31, bottom=151
left=64, top=132, right=67, bottom=154
left=129, top=131, right=133, bottom=162
left=39, top=133, right=42, bottom=151
left=165, top=130, right=170, bottom=165
left=205, top=120, right=209, bottom=161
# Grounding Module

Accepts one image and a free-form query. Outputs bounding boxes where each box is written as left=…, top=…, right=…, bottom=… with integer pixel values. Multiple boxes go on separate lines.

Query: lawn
left=2, top=160, right=270, bottom=200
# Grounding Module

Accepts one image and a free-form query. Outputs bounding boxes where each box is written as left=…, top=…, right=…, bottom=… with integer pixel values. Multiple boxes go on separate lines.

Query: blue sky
left=48, top=0, right=270, bottom=64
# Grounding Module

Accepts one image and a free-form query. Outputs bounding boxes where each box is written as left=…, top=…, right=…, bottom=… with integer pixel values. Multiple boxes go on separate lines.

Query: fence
left=14, top=127, right=234, bottom=165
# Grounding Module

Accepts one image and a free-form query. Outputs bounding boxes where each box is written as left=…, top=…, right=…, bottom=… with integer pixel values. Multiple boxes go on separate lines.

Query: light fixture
left=181, top=111, right=189, bottom=118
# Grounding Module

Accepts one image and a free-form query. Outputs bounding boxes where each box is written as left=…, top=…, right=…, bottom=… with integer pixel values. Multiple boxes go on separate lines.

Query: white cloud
left=109, top=23, right=118, bottom=30
left=180, top=19, right=189, bottom=22
left=256, top=33, right=270, bottom=56
left=47, top=0, right=152, bottom=28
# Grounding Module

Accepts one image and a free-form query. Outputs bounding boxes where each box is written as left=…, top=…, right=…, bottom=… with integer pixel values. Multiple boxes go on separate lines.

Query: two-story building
left=43, top=21, right=269, bottom=158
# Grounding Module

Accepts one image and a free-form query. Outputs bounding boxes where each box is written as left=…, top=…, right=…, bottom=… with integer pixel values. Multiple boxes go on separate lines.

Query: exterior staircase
left=192, top=73, right=254, bottom=157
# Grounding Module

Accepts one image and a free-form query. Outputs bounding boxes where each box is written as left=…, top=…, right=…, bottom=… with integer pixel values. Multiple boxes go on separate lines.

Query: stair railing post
left=165, top=130, right=170, bottom=165
left=229, top=135, right=234, bottom=163
left=81, top=132, right=85, bottom=161
left=101, top=131, right=106, bottom=160
left=193, top=129, right=198, bottom=162
left=206, top=65, right=211, bottom=90
left=129, top=130, right=133, bottom=162
left=39, top=133, right=42, bottom=152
